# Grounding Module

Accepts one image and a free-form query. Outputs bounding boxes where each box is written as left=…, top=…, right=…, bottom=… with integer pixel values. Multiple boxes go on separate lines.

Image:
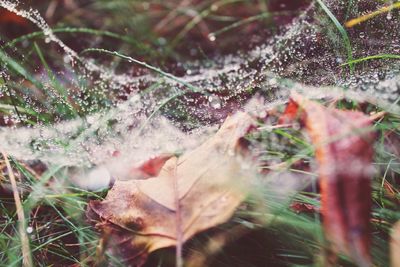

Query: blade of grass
left=170, top=0, right=245, bottom=48
left=0, top=49, right=42, bottom=89
left=209, top=12, right=272, bottom=38
left=315, top=0, right=354, bottom=72
left=3, top=27, right=151, bottom=53
left=10, top=226, right=93, bottom=267
left=0, top=103, right=48, bottom=122
left=138, top=91, right=187, bottom=134
left=80, top=48, right=203, bottom=93
left=33, top=42, right=79, bottom=118
left=1, top=151, right=33, bottom=267
left=273, top=128, right=312, bottom=148
left=341, top=54, right=400, bottom=66
left=0, top=74, right=23, bottom=122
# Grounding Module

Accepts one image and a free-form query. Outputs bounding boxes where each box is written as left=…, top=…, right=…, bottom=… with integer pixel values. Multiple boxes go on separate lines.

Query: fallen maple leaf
left=281, top=92, right=376, bottom=266
left=87, top=112, right=256, bottom=266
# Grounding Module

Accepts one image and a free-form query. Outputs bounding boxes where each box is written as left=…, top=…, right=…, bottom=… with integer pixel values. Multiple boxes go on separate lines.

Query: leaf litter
left=280, top=92, right=376, bottom=266
left=85, top=91, right=380, bottom=266
left=0, top=0, right=399, bottom=266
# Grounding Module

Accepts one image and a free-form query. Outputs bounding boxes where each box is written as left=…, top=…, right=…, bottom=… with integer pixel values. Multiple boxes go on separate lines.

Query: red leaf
left=278, top=98, right=301, bottom=125
left=135, top=154, right=174, bottom=178
left=0, top=10, right=28, bottom=25
left=284, top=92, right=375, bottom=266
left=290, top=202, right=318, bottom=213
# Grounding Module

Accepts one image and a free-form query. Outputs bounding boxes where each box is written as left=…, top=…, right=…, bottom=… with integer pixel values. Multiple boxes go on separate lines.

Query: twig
left=345, top=2, right=400, bottom=28
left=1, top=150, right=33, bottom=267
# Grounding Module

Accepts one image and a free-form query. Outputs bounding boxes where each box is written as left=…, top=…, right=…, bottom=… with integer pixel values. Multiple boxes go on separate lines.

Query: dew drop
left=208, top=96, right=221, bottom=109
left=26, top=226, right=33, bottom=234
left=211, top=4, right=218, bottom=11
left=157, top=37, right=167, bottom=46
left=63, top=55, right=71, bottom=64
left=208, top=34, right=216, bottom=42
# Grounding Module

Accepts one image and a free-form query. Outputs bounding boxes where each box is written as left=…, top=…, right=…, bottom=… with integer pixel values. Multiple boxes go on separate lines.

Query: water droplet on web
left=129, top=94, right=141, bottom=103
left=44, top=37, right=51, bottom=43
left=0, top=0, right=399, bottom=179
left=63, top=55, right=71, bottom=64
left=86, top=116, right=95, bottom=124
left=208, top=34, right=216, bottom=42
left=26, top=226, right=33, bottom=234
left=268, top=78, right=277, bottom=86
left=157, top=37, right=167, bottom=46
left=208, top=96, right=221, bottom=109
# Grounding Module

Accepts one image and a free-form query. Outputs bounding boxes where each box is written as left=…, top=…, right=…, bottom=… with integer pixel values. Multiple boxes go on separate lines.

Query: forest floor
left=0, top=1, right=400, bottom=266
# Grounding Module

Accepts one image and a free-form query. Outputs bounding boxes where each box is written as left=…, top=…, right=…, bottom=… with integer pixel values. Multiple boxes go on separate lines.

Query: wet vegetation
left=0, top=0, right=400, bottom=266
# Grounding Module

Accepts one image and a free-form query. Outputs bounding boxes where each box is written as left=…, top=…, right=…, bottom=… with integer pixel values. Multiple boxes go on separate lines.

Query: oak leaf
left=87, top=112, right=256, bottom=266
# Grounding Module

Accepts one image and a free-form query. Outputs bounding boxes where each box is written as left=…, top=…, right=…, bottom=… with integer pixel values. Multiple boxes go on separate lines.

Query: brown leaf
left=391, top=221, right=400, bottom=267
left=282, top=92, right=375, bottom=266
left=87, top=112, right=256, bottom=266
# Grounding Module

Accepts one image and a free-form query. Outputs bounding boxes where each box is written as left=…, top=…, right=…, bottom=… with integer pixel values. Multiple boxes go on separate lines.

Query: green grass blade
left=4, top=27, right=153, bottom=55
left=80, top=48, right=204, bottom=93
left=315, top=0, right=354, bottom=72
left=341, top=54, right=400, bottom=66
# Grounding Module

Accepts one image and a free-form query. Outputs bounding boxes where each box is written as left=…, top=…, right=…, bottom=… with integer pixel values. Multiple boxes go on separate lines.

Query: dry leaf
left=125, top=154, right=174, bottom=180
left=87, top=112, right=256, bottom=266
left=281, top=92, right=375, bottom=266
left=390, top=221, right=400, bottom=267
